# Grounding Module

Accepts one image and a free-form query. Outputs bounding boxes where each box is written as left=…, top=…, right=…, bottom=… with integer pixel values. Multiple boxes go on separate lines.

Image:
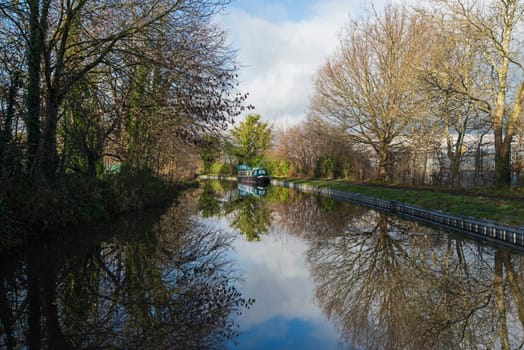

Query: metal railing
left=272, top=179, right=524, bottom=250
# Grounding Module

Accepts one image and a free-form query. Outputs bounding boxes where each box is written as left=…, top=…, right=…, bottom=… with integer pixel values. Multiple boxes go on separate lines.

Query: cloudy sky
left=217, top=0, right=391, bottom=126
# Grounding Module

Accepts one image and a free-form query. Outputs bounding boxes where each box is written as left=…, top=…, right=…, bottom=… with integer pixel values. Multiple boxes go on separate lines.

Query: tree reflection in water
left=223, top=185, right=271, bottom=242
left=307, top=210, right=524, bottom=349
left=0, top=192, right=253, bottom=349
left=196, top=181, right=524, bottom=349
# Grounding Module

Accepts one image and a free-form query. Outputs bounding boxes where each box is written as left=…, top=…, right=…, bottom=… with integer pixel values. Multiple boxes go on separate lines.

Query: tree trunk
left=421, top=149, right=428, bottom=185
left=36, top=91, right=61, bottom=183
left=86, top=151, right=100, bottom=178
left=503, top=251, right=524, bottom=329
left=491, top=14, right=519, bottom=189
left=44, top=266, right=69, bottom=349
left=377, top=146, right=389, bottom=182
left=450, top=158, right=461, bottom=188
left=26, top=0, right=43, bottom=180
left=493, top=250, right=510, bottom=350
left=496, top=82, right=524, bottom=188
left=27, top=252, right=42, bottom=350
left=378, top=159, right=388, bottom=181
left=0, top=71, right=20, bottom=172
left=494, top=134, right=511, bottom=188
left=473, top=133, right=487, bottom=186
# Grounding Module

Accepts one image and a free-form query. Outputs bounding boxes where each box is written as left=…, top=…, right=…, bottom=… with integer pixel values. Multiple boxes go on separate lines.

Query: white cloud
left=232, top=231, right=323, bottom=327
left=217, top=1, right=367, bottom=126
left=200, top=215, right=336, bottom=337
left=217, top=0, right=411, bottom=126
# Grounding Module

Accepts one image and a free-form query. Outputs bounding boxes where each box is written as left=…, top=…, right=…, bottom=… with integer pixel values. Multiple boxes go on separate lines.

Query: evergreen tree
left=231, top=114, right=271, bottom=167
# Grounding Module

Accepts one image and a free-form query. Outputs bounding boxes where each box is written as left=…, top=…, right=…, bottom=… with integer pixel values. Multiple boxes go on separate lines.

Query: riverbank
left=276, top=178, right=524, bottom=226
left=273, top=179, right=524, bottom=251
left=0, top=169, right=196, bottom=249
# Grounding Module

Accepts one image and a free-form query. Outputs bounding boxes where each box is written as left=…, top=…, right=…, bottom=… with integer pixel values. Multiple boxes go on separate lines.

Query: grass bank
left=278, top=178, right=524, bottom=226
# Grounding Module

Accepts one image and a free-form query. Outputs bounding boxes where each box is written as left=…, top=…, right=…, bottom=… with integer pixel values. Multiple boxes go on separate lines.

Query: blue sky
left=217, top=0, right=393, bottom=126
left=231, top=0, right=318, bottom=22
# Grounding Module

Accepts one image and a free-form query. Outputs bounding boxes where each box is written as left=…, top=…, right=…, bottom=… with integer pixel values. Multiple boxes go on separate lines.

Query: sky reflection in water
left=198, top=182, right=351, bottom=349
left=229, top=228, right=342, bottom=349
left=200, top=214, right=343, bottom=350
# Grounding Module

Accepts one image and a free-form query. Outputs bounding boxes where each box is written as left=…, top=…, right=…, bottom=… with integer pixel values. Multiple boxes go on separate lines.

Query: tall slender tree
left=431, top=0, right=524, bottom=187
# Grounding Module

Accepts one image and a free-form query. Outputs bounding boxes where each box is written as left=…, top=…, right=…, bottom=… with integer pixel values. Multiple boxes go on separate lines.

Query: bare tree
left=429, top=0, right=524, bottom=187
left=272, top=122, right=320, bottom=177
left=310, top=5, right=432, bottom=182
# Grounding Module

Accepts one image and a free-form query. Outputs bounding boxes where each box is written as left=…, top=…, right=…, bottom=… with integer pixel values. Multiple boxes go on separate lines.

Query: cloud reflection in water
left=201, top=215, right=345, bottom=349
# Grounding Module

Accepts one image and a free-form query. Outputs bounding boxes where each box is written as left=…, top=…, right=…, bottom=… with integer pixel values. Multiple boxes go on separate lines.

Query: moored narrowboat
left=237, top=165, right=270, bottom=186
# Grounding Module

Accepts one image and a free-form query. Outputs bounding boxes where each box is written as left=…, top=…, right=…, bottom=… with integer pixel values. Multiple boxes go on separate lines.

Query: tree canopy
left=306, top=1, right=524, bottom=187
left=310, top=5, right=432, bottom=181
left=230, top=114, right=271, bottom=167
left=0, top=0, right=248, bottom=184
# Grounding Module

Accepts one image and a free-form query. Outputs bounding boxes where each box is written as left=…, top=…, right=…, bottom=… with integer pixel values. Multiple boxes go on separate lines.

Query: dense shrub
left=0, top=167, right=179, bottom=240
left=265, top=158, right=291, bottom=178
left=0, top=193, right=20, bottom=248
left=209, top=162, right=234, bottom=176
left=104, top=166, right=176, bottom=213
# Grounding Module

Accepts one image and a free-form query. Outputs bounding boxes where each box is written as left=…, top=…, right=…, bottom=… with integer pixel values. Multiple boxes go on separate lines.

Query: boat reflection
left=238, top=183, right=268, bottom=197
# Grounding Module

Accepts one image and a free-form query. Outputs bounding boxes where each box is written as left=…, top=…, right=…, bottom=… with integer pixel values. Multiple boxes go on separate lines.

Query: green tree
left=226, top=195, right=271, bottom=241
left=231, top=114, right=271, bottom=167
left=198, top=135, right=221, bottom=174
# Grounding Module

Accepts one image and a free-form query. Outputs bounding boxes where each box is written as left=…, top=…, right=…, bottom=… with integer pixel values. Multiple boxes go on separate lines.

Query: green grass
left=279, top=178, right=524, bottom=226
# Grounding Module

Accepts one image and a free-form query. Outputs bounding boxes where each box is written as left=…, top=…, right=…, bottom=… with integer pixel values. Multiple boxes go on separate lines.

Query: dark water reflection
left=0, top=192, right=253, bottom=349
left=2, top=181, right=524, bottom=349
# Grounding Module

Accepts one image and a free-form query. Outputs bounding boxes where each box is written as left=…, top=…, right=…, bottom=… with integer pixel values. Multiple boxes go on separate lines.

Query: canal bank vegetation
left=0, top=167, right=199, bottom=247
left=0, top=0, right=249, bottom=246
left=200, top=109, right=524, bottom=226
left=308, top=1, right=524, bottom=190
left=201, top=108, right=524, bottom=226
left=197, top=105, right=524, bottom=225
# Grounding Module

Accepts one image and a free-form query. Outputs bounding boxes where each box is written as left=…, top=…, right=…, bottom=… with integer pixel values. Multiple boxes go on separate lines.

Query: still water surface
left=1, top=181, right=524, bottom=349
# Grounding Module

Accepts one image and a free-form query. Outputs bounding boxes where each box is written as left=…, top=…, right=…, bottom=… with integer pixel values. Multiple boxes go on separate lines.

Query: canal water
left=1, top=180, right=524, bottom=349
